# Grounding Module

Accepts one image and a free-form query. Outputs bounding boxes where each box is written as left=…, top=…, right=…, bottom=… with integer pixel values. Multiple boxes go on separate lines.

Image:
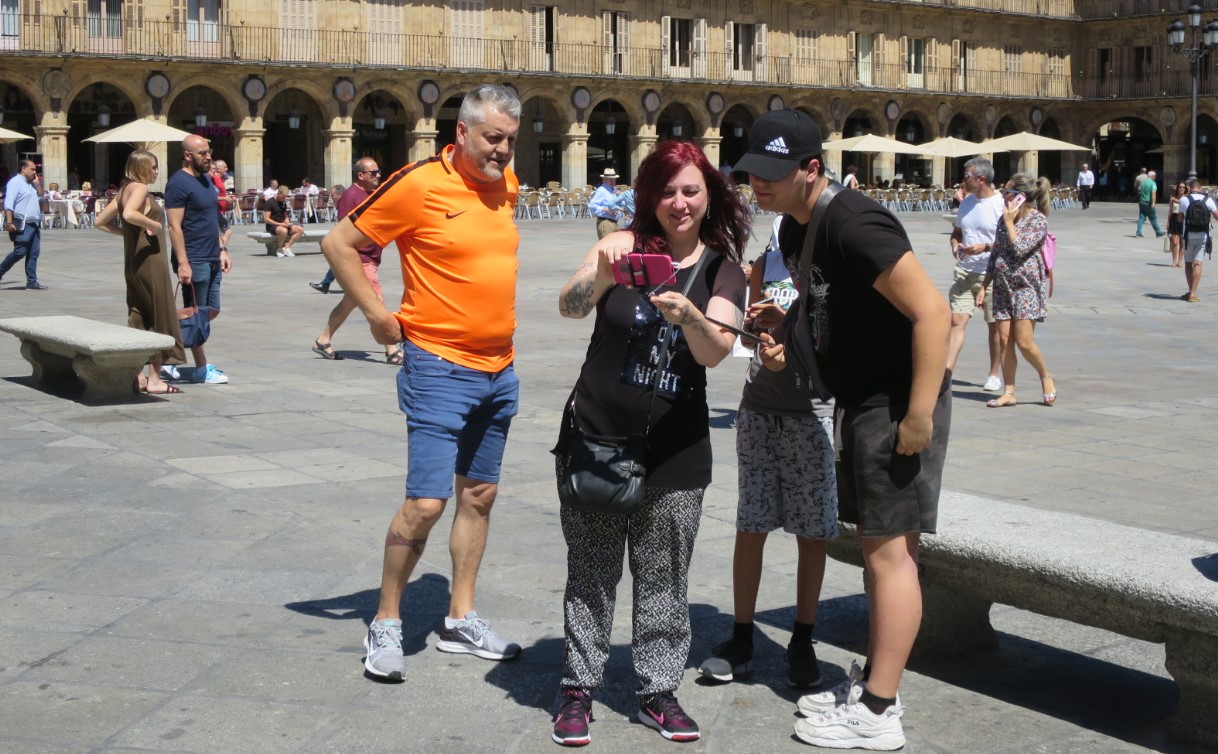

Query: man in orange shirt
left=322, top=84, right=523, bottom=683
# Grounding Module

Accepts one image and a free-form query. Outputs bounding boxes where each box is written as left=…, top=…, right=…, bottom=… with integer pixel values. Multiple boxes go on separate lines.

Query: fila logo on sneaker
left=765, top=136, right=790, bottom=154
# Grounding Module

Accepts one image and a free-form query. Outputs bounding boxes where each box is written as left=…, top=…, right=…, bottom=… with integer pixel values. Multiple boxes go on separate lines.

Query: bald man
left=164, top=134, right=231, bottom=385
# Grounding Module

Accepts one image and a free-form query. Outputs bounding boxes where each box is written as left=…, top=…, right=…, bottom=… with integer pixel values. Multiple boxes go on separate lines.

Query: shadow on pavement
left=812, top=593, right=1201, bottom=753
left=1193, top=553, right=1218, bottom=582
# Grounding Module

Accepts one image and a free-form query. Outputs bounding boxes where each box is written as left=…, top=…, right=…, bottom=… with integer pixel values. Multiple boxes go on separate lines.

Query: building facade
left=2, top=0, right=1216, bottom=194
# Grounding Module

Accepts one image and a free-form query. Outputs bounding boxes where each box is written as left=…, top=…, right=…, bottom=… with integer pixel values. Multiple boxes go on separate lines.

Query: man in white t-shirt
left=1179, top=179, right=1218, bottom=303
left=1076, top=163, right=1094, bottom=209
left=947, top=157, right=1005, bottom=391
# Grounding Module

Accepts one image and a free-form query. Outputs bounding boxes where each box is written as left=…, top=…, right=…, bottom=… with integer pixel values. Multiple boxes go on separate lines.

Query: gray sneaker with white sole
left=435, top=611, right=521, bottom=660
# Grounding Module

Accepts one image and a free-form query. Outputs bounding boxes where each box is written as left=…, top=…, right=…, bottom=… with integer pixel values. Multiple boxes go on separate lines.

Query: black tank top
left=572, top=251, right=725, bottom=489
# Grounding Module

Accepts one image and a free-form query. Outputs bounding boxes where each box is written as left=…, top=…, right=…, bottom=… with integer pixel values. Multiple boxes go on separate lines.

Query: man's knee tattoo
left=386, top=531, right=426, bottom=555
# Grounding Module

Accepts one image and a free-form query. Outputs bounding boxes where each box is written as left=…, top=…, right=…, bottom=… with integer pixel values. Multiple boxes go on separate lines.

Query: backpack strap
left=797, top=180, right=845, bottom=292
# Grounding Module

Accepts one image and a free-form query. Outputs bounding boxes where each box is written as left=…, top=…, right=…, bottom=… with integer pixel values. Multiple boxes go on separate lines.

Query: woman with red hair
left=551, top=140, right=750, bottom=746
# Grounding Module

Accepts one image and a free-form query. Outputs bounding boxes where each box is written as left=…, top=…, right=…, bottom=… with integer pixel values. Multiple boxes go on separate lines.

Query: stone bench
left=0, top=315, right=175, bottom=402
left=825, top=491, right=1218, bottom=749
left=246, top=229, right=328, bottom=256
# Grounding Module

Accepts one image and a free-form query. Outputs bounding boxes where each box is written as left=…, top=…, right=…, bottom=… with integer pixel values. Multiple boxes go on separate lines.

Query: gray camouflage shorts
left=735, top=405, right=838, bottom=540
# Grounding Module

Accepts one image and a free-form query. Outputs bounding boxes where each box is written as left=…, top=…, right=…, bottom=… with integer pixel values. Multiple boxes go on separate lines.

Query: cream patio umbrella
left=0, top=126, right=35, bottom=144
left=84, top=117, right=195, bottom=150
left=821, top=133, right=928, bottom=155
left=983, top=132, right=1091, bottom=152
left=917, top=136, right=1006, bottom=158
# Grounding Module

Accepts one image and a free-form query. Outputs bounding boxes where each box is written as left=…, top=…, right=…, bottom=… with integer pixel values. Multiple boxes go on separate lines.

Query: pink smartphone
left=1009, top=193, right=1026, bottom=211
left=612, top=254, right=676, bottom=288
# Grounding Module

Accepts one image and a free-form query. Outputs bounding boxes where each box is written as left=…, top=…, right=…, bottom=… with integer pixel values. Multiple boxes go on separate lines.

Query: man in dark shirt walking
left=311, top=157, right=401, bottom=364
left=164, top=134, right=231, bottom=384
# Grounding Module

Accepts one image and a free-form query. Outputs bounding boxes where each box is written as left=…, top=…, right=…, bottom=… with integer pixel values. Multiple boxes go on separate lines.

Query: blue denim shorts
left=181, top=260, right=223, bottom=311
left=397, top=340, right=519, bottom=500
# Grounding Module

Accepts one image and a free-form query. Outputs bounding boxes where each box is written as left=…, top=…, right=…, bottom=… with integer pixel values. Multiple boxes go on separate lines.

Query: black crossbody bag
left=553, top=251, right=710, bottom=516
left=781, top=180, right=842, bottom=402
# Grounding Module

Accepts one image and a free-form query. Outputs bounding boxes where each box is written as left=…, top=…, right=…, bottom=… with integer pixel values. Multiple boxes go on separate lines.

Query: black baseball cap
left=734, top=110, right=823, bottom=182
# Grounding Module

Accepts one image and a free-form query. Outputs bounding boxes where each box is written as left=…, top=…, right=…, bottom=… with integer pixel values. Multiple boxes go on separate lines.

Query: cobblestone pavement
left=0, top=200, right=1213, bottom=753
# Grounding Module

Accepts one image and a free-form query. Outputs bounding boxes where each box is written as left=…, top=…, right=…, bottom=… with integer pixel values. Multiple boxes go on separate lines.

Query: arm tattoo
left=560, top=263, right=599, bottom=317
left=385, top=531, right=426, bottom=555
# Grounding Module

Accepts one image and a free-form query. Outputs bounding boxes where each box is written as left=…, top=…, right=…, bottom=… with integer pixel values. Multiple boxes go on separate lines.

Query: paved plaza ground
left=0, top=199, right=1216, bottom=753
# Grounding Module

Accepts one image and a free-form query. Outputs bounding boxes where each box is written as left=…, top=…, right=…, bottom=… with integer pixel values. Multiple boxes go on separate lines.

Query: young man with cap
left=735, top=110, right=951, bottom=752
left=587, top=168, right=621, bottom=239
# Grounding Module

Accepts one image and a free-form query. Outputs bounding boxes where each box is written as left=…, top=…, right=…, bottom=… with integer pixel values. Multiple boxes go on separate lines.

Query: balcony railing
left=2, top=13, right=1210, bottom=102
left=1075, top=0, right=1209, bottom=19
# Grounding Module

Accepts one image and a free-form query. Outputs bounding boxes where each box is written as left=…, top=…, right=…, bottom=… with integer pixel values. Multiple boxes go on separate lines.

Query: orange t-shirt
left=350, top=145, right=519, bottom=372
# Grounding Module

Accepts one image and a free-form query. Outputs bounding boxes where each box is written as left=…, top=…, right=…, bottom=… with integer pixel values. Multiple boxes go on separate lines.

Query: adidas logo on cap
left=765, top=136, right=790, bottom=155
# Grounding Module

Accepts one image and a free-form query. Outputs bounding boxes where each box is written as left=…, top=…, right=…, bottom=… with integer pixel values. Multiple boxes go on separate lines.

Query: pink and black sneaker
left=638, top=692, right=700, bottom=742
left=552, top=687, right=593, bottom=746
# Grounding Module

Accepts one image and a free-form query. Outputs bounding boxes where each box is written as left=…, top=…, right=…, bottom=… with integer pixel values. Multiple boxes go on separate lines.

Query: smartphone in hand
left=612, top=254, right=677, bottom=288
left=1009, top=194, right=1026, bottom=212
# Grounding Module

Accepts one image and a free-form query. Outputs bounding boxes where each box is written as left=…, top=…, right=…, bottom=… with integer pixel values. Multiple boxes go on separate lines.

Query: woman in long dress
left=95, top=150, right=186, bottom=394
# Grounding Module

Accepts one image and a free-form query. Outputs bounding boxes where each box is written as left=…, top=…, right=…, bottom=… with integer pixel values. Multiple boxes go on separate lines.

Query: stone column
left=323, top=126, right=354, bottom=191
left=695, top=132, right=721, bottom=170
left=628, top=125, right=658, bottom=183
left=826, top=131, right=843, bottom=181
left=1019, top=150, right=1039, bottom=177
left=1162, top=144, right=1189, bottom=189
left=932, top=157, right=946, bottom=189
left=874, top=153, right=896, bottom=184
left=35, top=121, right=70, bottom=193
left=562, top=126, right=589, bottom=190
left=234, top=124, right=265, bottom=196
left=409, top=118, right=438, bottom=164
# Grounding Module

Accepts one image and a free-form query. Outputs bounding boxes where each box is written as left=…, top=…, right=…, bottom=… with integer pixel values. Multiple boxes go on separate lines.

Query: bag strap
left=797, top=180, right=845, bottom=291
left=568, top=248, right=712, bottom=437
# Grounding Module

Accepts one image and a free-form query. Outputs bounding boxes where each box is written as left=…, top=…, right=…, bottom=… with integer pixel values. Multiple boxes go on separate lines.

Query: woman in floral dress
left=977, top=172, right=1057, bottom=408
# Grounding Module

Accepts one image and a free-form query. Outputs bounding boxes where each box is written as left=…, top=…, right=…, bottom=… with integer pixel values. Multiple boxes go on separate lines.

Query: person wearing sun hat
left=736, top=109, right=951, bottom=752
left=587, top=167, right=622, bottom=238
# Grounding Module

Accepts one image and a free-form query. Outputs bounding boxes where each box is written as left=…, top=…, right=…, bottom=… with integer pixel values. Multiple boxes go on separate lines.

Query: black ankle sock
left=860, top=688, right=896, bottom=715
left=732, top=621, right=755, bottom=644
left=862, top=663, right=872, bottom=682
left=791, top=621, right=814, bottom=643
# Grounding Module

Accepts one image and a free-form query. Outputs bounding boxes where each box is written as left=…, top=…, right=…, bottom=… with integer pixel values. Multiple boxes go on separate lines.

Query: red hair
left=627, top=140, right=750, bottom=262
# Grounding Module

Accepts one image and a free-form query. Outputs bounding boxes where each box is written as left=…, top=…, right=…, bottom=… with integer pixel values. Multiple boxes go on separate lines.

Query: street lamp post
left=1167, top=5, right=1218, bottom=181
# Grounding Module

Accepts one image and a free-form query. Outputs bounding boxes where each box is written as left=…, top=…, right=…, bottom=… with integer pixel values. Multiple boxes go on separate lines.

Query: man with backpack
left=736, top=109, right=951, bottom=752
left=1180, top=180, right=1218, bottom=303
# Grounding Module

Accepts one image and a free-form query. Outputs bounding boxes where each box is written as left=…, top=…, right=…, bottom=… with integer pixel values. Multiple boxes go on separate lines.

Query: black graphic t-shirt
left=572, top=253, right=725, bottom=489
left=779, top=189, right=946, bottom=407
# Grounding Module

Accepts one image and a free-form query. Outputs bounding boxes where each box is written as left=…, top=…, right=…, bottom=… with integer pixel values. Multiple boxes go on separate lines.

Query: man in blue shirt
left=586, top=168, right=622, bottom=239
left=1, top=160, right=48, bottom=290
left=164, top=135, right=231, bottom=384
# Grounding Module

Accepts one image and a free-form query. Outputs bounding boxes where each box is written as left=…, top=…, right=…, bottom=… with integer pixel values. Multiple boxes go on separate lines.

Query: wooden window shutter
left=756, top=23, right=767, bottom=80
left=661, top=14, right=671, bottom=74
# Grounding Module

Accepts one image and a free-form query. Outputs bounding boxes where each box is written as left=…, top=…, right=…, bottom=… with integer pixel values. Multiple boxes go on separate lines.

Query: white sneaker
left=276, top=249, right=286, bottom=257
left=160, top=364, right=181, bottom=382
left=282, top=248, right=296, bottom=257
left=193, top=364, right=229, bottom=385
left=982, top=375, right=1003, bottom=392
left=798, top=660, right=864, bottom=716
left=794, top=684, right=906, bottom=751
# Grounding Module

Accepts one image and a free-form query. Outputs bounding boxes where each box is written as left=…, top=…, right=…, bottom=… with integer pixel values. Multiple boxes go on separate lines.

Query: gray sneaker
left=435, top=611, right=521, bottom=660
left=363, top=619, right=406, bottom=681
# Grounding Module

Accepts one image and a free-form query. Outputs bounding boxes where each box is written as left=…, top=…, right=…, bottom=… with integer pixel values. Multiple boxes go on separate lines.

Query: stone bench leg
left=1164, top=629, right=1218, bottom=748
left=72, top=352, right=153, bottom=402
left=19, top=339, right=76, bottom=387
left=912, top=581, right=999, bottom=660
